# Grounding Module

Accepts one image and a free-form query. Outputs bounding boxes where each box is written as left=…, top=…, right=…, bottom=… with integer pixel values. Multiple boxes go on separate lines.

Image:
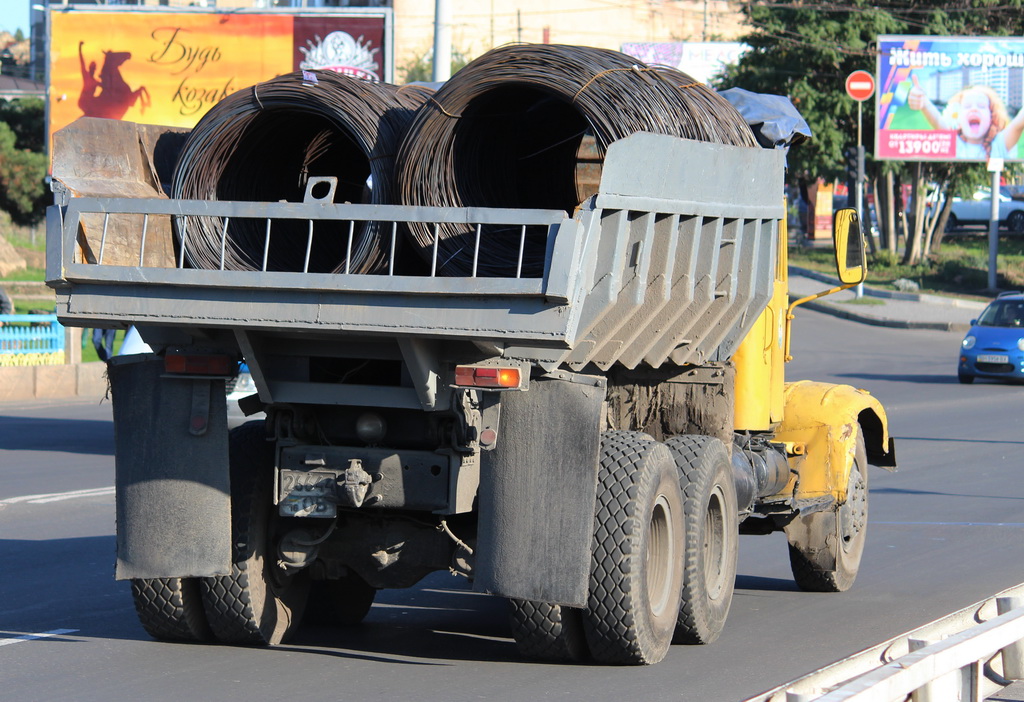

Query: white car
left=947, top=188, right=1024, bottom=232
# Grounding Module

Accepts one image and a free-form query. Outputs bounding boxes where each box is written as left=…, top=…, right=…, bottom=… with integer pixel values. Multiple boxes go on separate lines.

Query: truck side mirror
left=833, top=208, right=866, bottom=285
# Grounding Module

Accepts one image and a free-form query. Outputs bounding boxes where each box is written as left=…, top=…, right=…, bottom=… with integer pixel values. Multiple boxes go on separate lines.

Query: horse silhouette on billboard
left=78, top=41, right=151, bottom=120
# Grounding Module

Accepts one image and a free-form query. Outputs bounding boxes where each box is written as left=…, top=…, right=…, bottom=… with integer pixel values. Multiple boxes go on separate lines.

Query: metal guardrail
left=0, top=314, right=65, bottom=366
left=746, top=583, right=1024, bottom=702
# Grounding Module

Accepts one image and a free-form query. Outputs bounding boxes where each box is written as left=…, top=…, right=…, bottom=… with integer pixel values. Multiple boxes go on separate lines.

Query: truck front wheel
left=131, top=577, right=211, bottom=642
left=201, top=422, right=310, bottom=645
left=582, top=431, right=684, bottom=665
left=786, top=434, right=869, bottom=593
left=665, top=435, right=738, bottom=645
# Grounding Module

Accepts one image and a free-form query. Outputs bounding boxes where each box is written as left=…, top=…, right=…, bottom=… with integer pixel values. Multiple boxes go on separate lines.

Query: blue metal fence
left=0, top=314, right=65, bottom=365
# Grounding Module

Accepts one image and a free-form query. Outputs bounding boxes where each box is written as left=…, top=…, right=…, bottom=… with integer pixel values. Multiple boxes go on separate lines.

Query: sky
left=0, top=0, right=31, bottom=36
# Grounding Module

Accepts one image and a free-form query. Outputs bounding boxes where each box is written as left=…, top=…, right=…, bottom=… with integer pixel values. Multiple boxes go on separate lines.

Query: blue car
left=958, top=292, right=1024, bottom=383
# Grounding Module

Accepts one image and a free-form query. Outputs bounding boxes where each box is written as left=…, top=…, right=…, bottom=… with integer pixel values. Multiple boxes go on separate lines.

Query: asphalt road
left=3, top=311, right=1024, bottom=702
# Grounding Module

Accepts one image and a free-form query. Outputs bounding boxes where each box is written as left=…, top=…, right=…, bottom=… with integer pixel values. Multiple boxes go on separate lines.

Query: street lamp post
left=432, top=0, right=452, bottom=82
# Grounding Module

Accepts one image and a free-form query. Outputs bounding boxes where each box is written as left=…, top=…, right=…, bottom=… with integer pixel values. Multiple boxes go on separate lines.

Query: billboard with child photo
left=876, top=35, right=1024, bottom=162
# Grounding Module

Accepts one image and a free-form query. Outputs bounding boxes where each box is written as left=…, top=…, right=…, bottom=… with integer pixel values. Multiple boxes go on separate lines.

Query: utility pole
left=432, top=0, right=452, bottom=82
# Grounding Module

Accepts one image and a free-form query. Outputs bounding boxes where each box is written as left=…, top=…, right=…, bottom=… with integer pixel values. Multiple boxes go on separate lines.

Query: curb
left=0, top=362, right=109, bottom=403
left=789, top=266, right=987, bottom=310
left=2, top=281, right=55, bottom=301
left=793, top=297, right=971, bottom=333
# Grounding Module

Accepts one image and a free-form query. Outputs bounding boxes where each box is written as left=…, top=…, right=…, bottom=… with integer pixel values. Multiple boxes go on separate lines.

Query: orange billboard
left=49, top=10, right=391, bottom=135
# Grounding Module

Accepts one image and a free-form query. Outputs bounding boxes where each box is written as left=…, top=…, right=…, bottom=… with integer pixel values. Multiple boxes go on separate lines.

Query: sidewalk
left=788, top=266, right=987, bottom=334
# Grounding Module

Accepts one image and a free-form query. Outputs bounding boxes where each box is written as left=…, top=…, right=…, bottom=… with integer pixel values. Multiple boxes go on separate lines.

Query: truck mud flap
left=108, top=355, right=231, bottom=580
left=475, top=373, right=605, bottom=607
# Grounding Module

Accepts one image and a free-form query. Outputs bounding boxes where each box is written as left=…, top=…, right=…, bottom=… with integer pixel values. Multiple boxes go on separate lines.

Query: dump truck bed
left=47, top=132, right=785, bottom=372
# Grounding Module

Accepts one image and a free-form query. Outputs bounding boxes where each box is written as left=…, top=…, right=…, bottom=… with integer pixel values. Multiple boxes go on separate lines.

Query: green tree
left=0, top=98, right=47, bottom=225
left=721, top=0, right=1024, bottom=263
left=399, top=48, right=471, bottom=84
left=0, top=121, right=47, bottom=225
left=720, top=2, right=901, bottom=183
left=0, top=97, right=45, bottom=153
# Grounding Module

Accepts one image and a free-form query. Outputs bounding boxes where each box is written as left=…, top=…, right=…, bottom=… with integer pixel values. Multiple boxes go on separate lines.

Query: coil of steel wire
left=395, top=43, right=757, bottom=278
left=172, top=71, right=429, bottom=274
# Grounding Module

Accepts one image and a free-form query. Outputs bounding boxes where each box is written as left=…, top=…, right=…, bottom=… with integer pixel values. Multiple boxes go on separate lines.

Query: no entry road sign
left=845, top=70, right=875, bottom=102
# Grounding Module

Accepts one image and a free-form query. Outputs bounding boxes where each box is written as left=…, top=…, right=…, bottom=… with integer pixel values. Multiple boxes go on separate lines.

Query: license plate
left=278, top=470, right=341, bottom=518
left=977, top=354, right=1009, bottom=364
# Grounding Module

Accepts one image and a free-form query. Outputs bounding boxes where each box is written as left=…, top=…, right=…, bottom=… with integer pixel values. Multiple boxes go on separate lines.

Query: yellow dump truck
left=46, top=45, right=894, bottom=666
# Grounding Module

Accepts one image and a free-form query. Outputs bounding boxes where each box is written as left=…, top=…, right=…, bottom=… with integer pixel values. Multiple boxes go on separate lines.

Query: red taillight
left=164, top=353, right=234, bottom=376
left=454, top=365, right=521, bottom=389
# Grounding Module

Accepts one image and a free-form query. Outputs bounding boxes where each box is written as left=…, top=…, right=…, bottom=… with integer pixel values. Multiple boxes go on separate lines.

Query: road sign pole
left=855, top=101, right=864, bottom=298
left=857, top=100, right=862, bottom=148
left=988, top=161, right=1003, bottom=292
left=845, top=70, right=874, bottom=299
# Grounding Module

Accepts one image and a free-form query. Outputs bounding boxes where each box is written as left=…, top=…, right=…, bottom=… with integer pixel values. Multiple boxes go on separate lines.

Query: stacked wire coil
left=171, top=71, right=428, bottom=274
left=395, top=43, right=758, bottom=277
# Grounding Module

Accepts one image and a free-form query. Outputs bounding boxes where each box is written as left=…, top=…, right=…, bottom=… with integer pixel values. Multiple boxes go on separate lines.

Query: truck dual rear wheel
left=665, top=435, right=738, bottom=645
left=201, top=422, right=310, bottom=645
left=583, top=431, right=684, bottom=665
left=786, top=434, right=868, bottom=593
left=508, top=599, right=588, bottom=662
left=130, top=577, right=211, bottom=642
left=307, top=574, right=377, bottom=627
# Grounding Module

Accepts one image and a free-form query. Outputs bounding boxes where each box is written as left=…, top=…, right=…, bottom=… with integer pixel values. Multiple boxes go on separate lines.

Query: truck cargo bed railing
left=69, top=199, right=563, bottom=280
left=52, top=198, right=569, bottom=281
left=47, top=196, right=597, bottom=360
left=47, top=134, right=787, bottom=371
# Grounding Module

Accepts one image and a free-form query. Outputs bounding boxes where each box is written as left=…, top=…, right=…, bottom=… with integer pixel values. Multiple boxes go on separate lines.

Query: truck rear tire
left=665, top=435, right=738, bottom=645
left=582, top=431, right=684, bottom=665
left=509, top=600, right=588, bottom=662
left=131, top=577, right=211, bottom=642
left=787, top=434, right=868, bottom=593
left=307, top=575, right=377, bottom=627
left=201, top=422, right=310, bottom=645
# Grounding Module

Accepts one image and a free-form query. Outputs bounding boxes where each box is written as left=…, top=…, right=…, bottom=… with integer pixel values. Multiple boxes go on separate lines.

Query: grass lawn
left=4, top=224, right=124, bottom=363
left=13, top=300, right=54, bottom=315
left=1, top=267, right=45, bottom=282
left=1, top=224, right=45, bottom=251
left=79, top=329, right=125, bottom=363
left=789, top=233, right=1024, bottom=301
left=838, top=296, right=886, bottom=306
left=8, top=301, right=122, bottom=363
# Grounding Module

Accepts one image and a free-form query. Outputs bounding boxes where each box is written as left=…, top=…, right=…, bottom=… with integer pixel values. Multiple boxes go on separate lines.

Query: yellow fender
left=772, top=380, right=896, bottom=506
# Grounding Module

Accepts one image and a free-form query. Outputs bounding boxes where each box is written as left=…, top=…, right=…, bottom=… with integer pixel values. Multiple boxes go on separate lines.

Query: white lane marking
left=874, top=521, right=1024, bottom=527
left=0, top=629, right=79, bottom=647
left=0, top=487, right=115, bottom=506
